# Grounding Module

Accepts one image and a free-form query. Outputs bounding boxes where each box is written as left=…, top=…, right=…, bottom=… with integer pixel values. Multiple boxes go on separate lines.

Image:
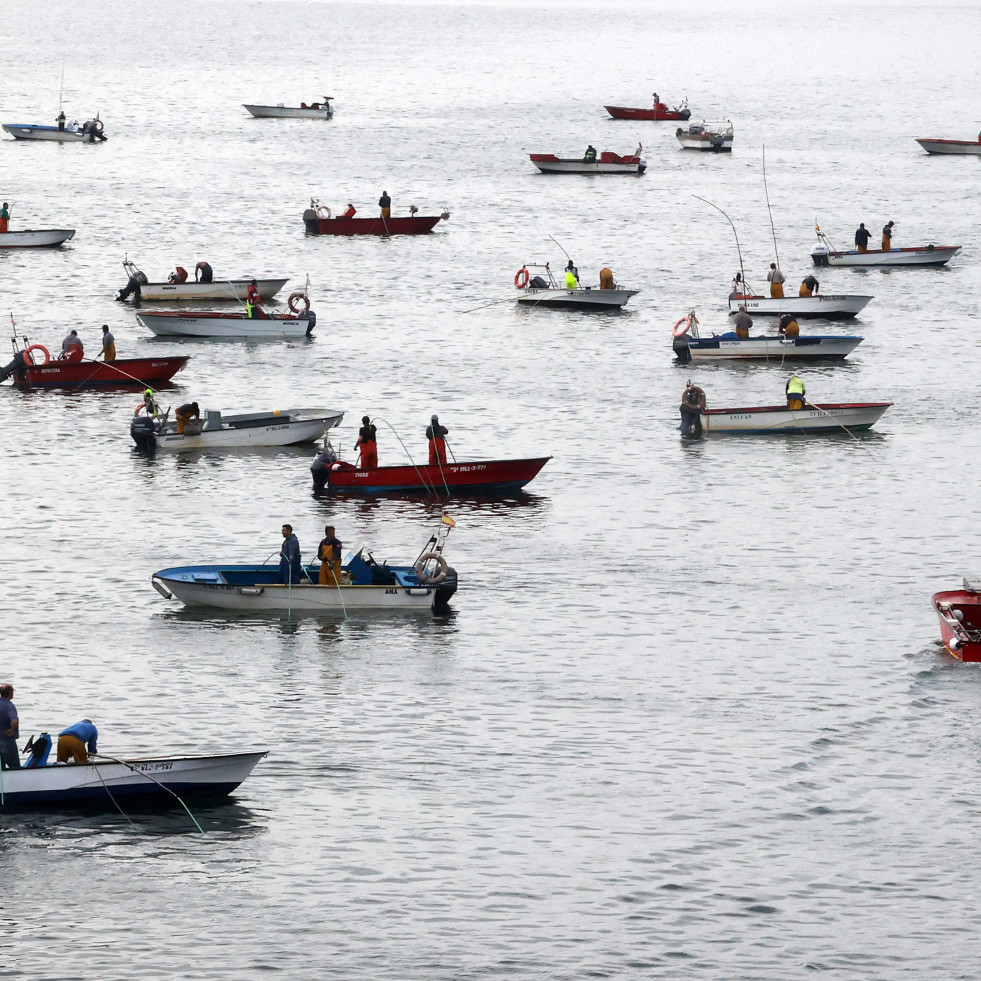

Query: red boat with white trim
left=932, top=583, right=981, bottom=661
left=916, top=137, right=981, bottom=156
left=0, top=338, right=188, bottom=389
left=605, top=97, right=691, bottom=121
left=302, top=200, right=449, bottom=236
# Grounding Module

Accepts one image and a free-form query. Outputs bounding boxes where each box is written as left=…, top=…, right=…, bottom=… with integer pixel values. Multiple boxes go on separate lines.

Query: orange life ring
left=134, top=402, right=147, bottom=416
left=288, top=291, right=310, bottom=314
left=514, top=267, right=530, bottom=289
left=23, top=343, right=50, bottom=365
left=672, top=316, right=694, bottom=337
left=316, top=205, right=331, bottom=219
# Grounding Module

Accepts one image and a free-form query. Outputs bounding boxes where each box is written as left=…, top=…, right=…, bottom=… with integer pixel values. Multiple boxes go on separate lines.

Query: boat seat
left=204, top=410, right=222, bottom=430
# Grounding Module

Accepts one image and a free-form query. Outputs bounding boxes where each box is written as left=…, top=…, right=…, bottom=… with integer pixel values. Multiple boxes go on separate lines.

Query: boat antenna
left=692, top=194, right=744, bottom=285
left=762, top=144, right=780, bottom=269
left=547, top=234, right=571, bottom=261
left=58, top=57, right=65, bottom=112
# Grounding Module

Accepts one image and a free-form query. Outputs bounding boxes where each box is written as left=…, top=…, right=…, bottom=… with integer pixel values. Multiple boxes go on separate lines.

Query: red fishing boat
left=1, top=340, right=188, bottom=389
left=932, top=582, right=981, bottom=661
left=303, top=200, right=449, bottom=236
left=312, top=452, right=550, bottom=495
left=605, top=97, right=691, bottom=121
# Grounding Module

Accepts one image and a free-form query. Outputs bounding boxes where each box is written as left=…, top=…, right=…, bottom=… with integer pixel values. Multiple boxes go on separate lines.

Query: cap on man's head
left=431, top=414, right=438, bottom=421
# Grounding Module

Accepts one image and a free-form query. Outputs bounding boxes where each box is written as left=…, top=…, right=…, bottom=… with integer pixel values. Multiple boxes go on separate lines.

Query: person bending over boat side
left=786, top=375, right=806, bottom=410
left=854, top=223, right=871, bottom=253
left=57, top=719, right=97, bottom=764
left=99, top=325, right=116, bottom=361
left=733, top=305, right=753, bottom=339
left=175, top=401, right=200, bottom=434
left=378, top=191, right=392, bottom=219
left=427, top=415, right=449, bottom=465
left=778, top=314, right=800, bottom=338
left=341, top=203, right=357, bottom=219
left=583, top=144, right=597, bottom=163
left=599, top=267, right=615, bottom=290
left=318, top=525, right=343, bottom=586
left=279, top=524, right=302, bottom=585
left=799, top=275, right=819, bottom=298
left=679, top=382, right=706, bottom=437
left=168, top=266, right=189, bottom=285
left=767, top=263, right=785, bottom=298
left=0, top=684, right=21, bottom=770
left=882, top=220, right=894, bottom=252
left=194, top=261, right=213, bottom=283
left=355, top=415, right=378, bottom=468
left=0, top=202, right=8, bottom=234
left=58, top=330, right=84, bottom=362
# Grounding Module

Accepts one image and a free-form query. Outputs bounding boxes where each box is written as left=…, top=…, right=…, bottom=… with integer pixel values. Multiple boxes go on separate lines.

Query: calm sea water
left=2, top=1, right=981, bottom=978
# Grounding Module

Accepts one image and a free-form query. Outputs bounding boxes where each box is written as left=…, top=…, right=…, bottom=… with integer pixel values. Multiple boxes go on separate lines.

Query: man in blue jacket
left=57, top=720, right=98, bottom=764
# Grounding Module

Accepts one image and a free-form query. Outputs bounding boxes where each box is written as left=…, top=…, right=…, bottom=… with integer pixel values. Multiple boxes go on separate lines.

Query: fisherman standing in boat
left=882, top=220, right=894, bottom=252
left=378, top=191, right=392, bottom=219
left=59, top=330, right=84, bottom=362
left=175, top=401, right=200, bottom=434
left=799, top=274, right=819, bottom=297
left=0, top=202, right=8, bottom=234
left=99, top=324, right=116, bottom=362
left=318, top=525, right=343, bottom=586
left=56, top=110, right=66, bottom=132
left=583, top=145, right=597, bottom=163
left=564, top=260, right=579, bottom=290
left=427, top=415, right=449, bottom=465
left=57, top=719, right=97, bottom=764
left=279, top=524, right=302, bottom=585
left=854, top=223, right=871, bottom=253
left=767, top=262, right=785, bottom=298
left=355, top=415, right=378, bottom=468
left=778, top=313, right=800, bottom=338
left=246, top=279, right=268, bottom=319
left=786, top=375, right=806, bottom=409
left=732, top=304, right=753, bottom=339
left=599, top=267, right=615, bottom=290
left=0, top=684, right=20, bottom=770
left=194, top=261, right=213, bottom=283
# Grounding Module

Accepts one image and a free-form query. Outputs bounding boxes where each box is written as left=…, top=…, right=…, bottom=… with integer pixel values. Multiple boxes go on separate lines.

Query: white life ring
left=316, top=205, right=331, bottom=219
left=288, top=291, right=310, bottom=314
left=415, top=552, right=448, bottom=584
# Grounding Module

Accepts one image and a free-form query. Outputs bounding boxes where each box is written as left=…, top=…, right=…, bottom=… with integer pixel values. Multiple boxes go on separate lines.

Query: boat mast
left=692, top=195, right=745, bottom=287
left=58, top=57, right=65, bottom=112
left=762, top=144, right=780, bottom=269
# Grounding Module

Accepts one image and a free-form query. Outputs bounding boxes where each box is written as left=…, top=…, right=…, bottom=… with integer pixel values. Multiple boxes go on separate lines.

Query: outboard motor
left=0, top=350, right=27, bottom=384
left=23, top=732, right=52, bottom=768
left=116, top=268, right=148, bottom=301
left=434, top=567, right=458, bottom=609
left=130, top=415, right=158, bottom=451
left=303, top=309, right=317, bottom=335
left=679, top=107, right=692, bottom=120
left=529, top=275, right=548, bottom=289
left=810, top=241, right=830, bottom=267
left=679, top=405, right=702, bottom=438
left=303, top=207, right=319, bottom=234
left=673, top=334, right=692, bottom=364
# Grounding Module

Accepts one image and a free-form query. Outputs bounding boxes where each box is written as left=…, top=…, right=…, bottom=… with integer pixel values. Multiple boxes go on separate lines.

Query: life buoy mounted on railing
left=288, top=291, right=310, bottom=314
left=316, top=205, right=331, bottom=219
left=23, top=344, right=50, bottom=366
left=672, top=312, right=698, bottom=337
left=415, top=552, right=448, bottom=584
left=514, top=267, right=530, bottom=289
left=93, top=118, right=104, bottom=133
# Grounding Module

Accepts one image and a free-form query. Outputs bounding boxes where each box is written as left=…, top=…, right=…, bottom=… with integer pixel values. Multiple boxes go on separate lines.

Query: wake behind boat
left=131, top=405, right=343, bottom=451
left=811, top=225, right=960, bottom=267
left=116, top=260, right=289, bottom=302
left=245, top=97, right=333, bottom=119
left=514, top=262, right=637, bottom=310
left=916, top=137, right=981, bottom=156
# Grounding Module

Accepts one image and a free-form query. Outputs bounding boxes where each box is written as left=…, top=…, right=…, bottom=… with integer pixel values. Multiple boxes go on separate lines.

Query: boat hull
left=916, top=138, right=981, bottom=155
left=133, top=278, right=289, bottom=301
left=676, top=126, right=733, bottom=151
left=529, top=154, right=645, bottom=174
left=698, top=402, right=891, bottom=433
left=604, top=105, right=691, bottom=121
left=0, top=751, right=266, bottom=809
left=11, top=356, right=189, bottom=389
left=244, top=104, right=333, bottom=119
left=933, top=589, right=981, bottom=661
left=304, top=215, right=444, bottom=236
left=517, top=288, right=637, bottom=310
left=135, top=411, right=342, bottom=451
left=313, top=456, right=551, bottom=494
left=680, top=335, right=863, bottom=362
left=812, top=245, right=960, bottom=267
left=728, top=294, right=872, bottom=318
left=0, top=229, right=75, bottom=248
left=137, top=312, right=313, bottom=338
left=2, top=124, right=90, bottom=142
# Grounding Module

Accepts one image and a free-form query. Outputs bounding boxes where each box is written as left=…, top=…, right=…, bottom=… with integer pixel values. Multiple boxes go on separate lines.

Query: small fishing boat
left=244, top=98, right=333, bottom=119
left=676, top=120, right=733, bottom=151
left=604, top=97, right=691, bottom=121
left=311, top=441, right=550, bottom=494
left=728, top=292, right=872, bottom=318
left=131, top=406, right=343, bottom=451
left=136, top=307, right=316, bottom=339
left=2, top=118, right=107, bottom=142
left=0, top=228, right=75, bottom=248
left=916, top=137, right=981, bottom=156
left=0, top=750, right=266, bottom=810
left=811, top=226, right=960, bottom=267
left=684, top=400, right=891, bottom=435
left=529, top=150, right=646, bottom=174
left=671, top=311, right=863, bottom=363
left=117, top=260, right=289, bottom=302
left=0, top=338, right=188, bottom=389
left=514, top=263, right=637, bottom=310
left=933, top=582, right=981, bottom=661
left=152, top=521, right=458, bottom=613
left=303, top=200, right=448, bottom=236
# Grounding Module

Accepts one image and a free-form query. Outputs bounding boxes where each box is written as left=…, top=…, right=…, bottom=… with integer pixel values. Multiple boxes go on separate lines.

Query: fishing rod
left=692, top=194, right=745, bottom=288
left=762, top=144, right=780, bottom=270
left=547, top=234, right=571, bottom=261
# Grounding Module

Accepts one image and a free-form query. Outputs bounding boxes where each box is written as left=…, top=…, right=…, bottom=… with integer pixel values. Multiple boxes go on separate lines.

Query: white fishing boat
left=0, top=229, right=75, bottom=248
left=131, top=406, right=343, bottom=451
left=684, top=401, right=890, bottom=435
left=728, top=292, right=872, bottom=318
left=811, top=226, right=960, bottom=267
left=2, top=118, right=106, bottom=142
left=117, top=259, right=289, bottom=302
left=0, top=750, right=266, bottom=809
left=152, top=521, right=458, bottom=614
left=672, top=311, right=863, bottom=363
left=514, top=263, right=637, bottom=310
left=916, top=137, right=981, bottom=156
left=676, top=120, right=733, bottom=151
left=244, top=98, right=333, bottom=119
left=136, top=308, right=316, bottom=339
left=529, top=151, right=646, bottom=174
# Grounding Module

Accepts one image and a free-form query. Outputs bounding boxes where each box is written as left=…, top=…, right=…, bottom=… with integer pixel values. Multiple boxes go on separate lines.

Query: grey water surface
left=2, top=0, right=981, bottom=978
